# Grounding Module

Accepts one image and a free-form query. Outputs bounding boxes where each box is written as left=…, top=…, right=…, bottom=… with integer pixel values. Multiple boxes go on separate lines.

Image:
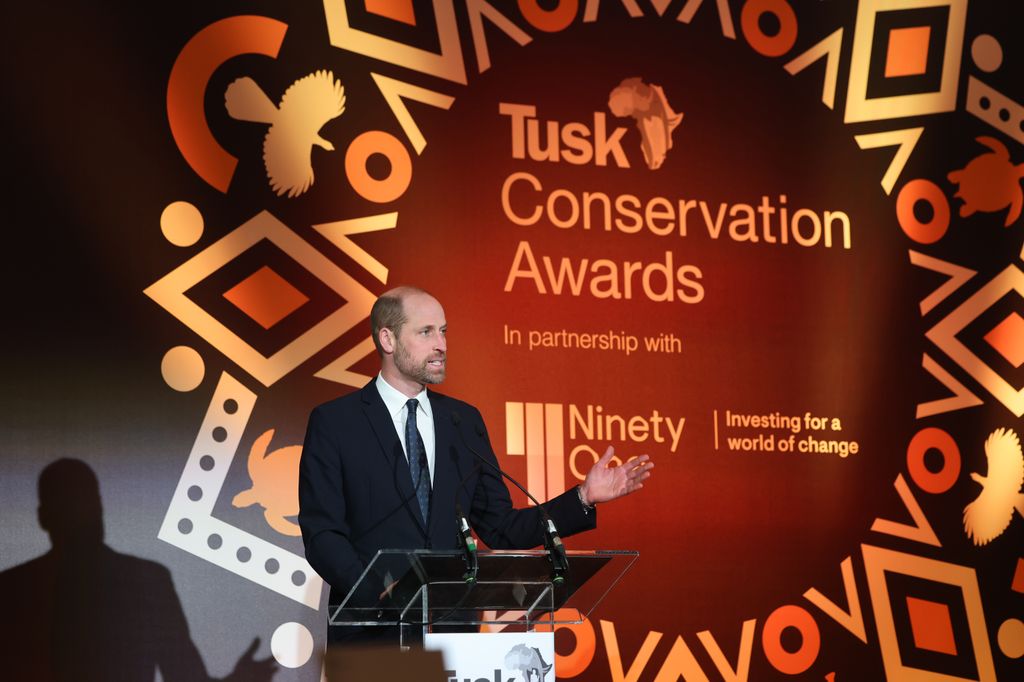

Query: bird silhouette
left=963, top=427, right=1024, bottom=545
left=225, top=70, right=345, bottom=198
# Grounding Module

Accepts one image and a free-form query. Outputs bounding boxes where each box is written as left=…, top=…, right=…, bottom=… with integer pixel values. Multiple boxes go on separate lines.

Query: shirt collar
left=376, top=373, right=431, bottom=420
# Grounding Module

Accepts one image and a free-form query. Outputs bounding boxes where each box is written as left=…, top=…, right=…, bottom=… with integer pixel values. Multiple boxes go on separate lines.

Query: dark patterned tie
left=405, top=399, right=431, bottom=524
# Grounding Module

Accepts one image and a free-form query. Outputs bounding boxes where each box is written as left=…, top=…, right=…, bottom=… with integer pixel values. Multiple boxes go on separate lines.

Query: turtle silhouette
left=948, top=136, right=1024, bottom=227
left=232, top=429, right=301, bottom=536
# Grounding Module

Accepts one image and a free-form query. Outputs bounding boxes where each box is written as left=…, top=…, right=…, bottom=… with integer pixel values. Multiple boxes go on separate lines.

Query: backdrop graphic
left=1, top=1, right=1022, bottom=680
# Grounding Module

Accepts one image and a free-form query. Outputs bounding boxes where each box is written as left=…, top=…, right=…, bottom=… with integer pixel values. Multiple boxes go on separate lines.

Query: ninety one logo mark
left=505, top=402, right=684, bottom=502
left=506, top=402, right=566, bottom=503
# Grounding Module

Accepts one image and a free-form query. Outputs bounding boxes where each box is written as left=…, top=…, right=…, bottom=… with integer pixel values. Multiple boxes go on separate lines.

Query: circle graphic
left=906, top=427, right=961, bottom=494
left=161, top=346, right=205, bottom=392
left=160, top=201, right=204, bottom=247
left=998, top=618, right=1024, bottom=659
left=345, top=131, right=412, bottom=203
left=971, top=34, right=1003, bottom=72
left=271, top=622, right=314, bottom=669
left=518, top=0, right=578, bottom=33
left=896, top=179, right=950, bottom=244
left=741, top=0, right=798, bottom=57
left=762, top=605, right=820, bottom=674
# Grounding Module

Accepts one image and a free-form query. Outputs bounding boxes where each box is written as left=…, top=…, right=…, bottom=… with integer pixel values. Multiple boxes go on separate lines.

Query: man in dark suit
left=298, top=286, right=653, bottom=643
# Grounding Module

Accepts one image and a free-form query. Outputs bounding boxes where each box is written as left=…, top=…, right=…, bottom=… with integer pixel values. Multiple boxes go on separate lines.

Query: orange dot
left=741, top=0, right=798, bottom=58
left=518, top=0, right=578, bottom=33
left=345, top=131, right=412, bottom=204
left=971, top=34, right=1003, bottom=73
left=906, top=427, right=960, bottom=494
left=896, top=179, right=950, bottom=244
left=998, top=618, right=1024, bottom=659
left=762, top=605, right=819, bottom=675
left=160, top=201, right=204, bottom=247
left=161, top=346, right=205, bottom=392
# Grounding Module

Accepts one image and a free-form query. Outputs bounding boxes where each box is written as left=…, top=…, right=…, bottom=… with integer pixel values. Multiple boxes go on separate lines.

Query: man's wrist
left=577, top=485, right=595, bottom=512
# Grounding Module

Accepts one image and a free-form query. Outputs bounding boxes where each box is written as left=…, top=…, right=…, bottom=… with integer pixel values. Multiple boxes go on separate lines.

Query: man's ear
left=379, top=328, right=395, bottom=354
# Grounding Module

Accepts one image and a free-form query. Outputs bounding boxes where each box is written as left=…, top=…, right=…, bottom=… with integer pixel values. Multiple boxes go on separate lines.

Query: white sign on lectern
left=426, top=632, right=556, bottom=682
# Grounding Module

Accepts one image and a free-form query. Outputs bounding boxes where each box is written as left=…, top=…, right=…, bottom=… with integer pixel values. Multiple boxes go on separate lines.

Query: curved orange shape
left=896, top=178, right=950, bottom=244
left=762, top=605, right=820, bottom=674
left=741, top=0, right=798, bottom=58
left=167, top=16, right=288, bottom=192
left=345, top=130, right=413, bottom=204
left=533, top=609, right=596, bottom=677
left=907, top=427, right=961, bottom=495
left=518, top=0, right=578, bottom=33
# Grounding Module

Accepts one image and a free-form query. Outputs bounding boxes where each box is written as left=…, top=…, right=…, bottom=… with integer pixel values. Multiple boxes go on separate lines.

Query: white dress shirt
left=375, top=373, right=435, bottom=484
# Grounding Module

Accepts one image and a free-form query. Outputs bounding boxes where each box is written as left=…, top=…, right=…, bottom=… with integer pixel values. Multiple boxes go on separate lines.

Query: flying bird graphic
left=963, top=427, right=1024, bottom=545
left=225, top=70, right=345, bottom=198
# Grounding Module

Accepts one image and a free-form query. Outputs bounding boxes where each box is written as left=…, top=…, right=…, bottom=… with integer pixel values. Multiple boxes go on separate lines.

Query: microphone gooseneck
left=450, top=439, right=482, bottom=583
left=450, top=411, right=570, bottom=584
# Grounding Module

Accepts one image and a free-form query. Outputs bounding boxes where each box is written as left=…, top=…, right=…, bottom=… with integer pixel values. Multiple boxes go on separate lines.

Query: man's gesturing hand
left=579, top=447, right=653, bottom=506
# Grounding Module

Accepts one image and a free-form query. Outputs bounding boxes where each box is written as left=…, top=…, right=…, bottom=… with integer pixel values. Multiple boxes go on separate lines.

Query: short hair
left=369, top=286, right=430, bottom=356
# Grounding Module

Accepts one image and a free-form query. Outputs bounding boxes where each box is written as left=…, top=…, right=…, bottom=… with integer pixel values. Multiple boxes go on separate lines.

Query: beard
left=394, top=339, right=446, bottom=385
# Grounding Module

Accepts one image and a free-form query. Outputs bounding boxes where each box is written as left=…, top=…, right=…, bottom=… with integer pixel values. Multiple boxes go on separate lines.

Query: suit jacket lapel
left=360, top=381, right=425, bottom=532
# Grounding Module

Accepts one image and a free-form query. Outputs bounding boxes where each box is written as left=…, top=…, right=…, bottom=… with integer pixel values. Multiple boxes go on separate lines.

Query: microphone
left=451, top=451, right=481, bottom=583
left=455, top=501, right=478, bottom=582
left=451, top=411, right=570, bottom=584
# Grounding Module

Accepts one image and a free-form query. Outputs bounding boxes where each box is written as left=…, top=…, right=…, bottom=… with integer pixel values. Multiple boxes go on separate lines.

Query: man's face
left=392, top=293, right=447, bottom=386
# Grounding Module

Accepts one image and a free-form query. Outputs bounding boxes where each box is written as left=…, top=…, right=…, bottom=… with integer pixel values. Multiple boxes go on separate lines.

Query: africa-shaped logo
left=607, top=77, right=683, bottom=170
left=225, top=70, right=346, bottom=198
left=504, top=644, right=553, bottom=682
left=948, top=136, right=1024, bottom=227
left=963, top=427, right=1024, bottom=545
left=232, top=429, right=302, bottom=536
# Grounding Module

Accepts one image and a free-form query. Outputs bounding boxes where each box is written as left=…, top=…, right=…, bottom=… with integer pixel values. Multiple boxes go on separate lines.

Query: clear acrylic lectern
left=328, top=549, right=638, bottom=647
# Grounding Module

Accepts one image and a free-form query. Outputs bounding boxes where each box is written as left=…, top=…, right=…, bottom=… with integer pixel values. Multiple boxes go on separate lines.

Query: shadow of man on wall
left=0, top=458, right=276, bottom=681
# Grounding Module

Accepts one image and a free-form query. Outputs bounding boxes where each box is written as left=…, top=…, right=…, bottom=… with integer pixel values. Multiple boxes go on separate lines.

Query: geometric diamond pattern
left=861, top=544, right=997, bottom=680
left=323, top=0, right=466, bottom=84
left=886, top=26, right=932, bottom=77
left=927, top=265, right=1024, bottom=416
left=364, top=0, right=416, bottom=25
left=845, top=0, right=967, bottom=123
left=145, top=210, right=376, bottom=387
left=907, top=596, right=958, bottom=655
left=223, top=265, right=309, bottom=330
left=984, top=312, right=1024, bottom=368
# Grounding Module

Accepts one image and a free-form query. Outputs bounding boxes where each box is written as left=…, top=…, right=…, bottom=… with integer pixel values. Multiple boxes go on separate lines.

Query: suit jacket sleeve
left=298, top=405, right=367, bottom=599
left=461, top=408, right=596, bottom=549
